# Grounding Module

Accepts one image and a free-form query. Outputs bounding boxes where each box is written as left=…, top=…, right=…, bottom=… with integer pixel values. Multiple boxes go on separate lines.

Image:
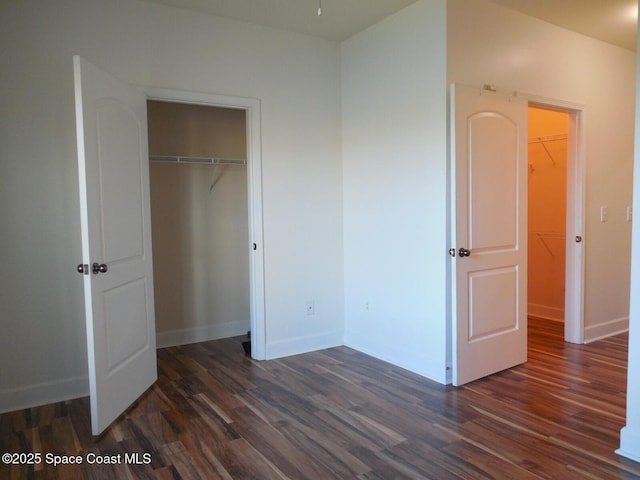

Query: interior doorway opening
left=527, top=106, right=569, bottom=324
left=526, top=101, right=585, bottom=344
left=147, top=100, right=251, bottom=349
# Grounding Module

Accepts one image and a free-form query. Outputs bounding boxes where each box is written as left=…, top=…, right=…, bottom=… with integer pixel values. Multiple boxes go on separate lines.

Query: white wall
left=618, top=1, right=640, bottom=462
left=0, top=0, right=344, bottom=411
left=341, top=0, right=449, bottom=382
left=448, top=0, right=636, bottom=342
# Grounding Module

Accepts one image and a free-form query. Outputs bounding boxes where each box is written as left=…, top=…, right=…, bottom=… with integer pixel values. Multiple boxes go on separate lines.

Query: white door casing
left=526, top=97, right=586, bottom=344
left=144, top=87, right=266, bottom=361
left=451, top=84, right=528, bottom=386
left=74, top=56, right=157, bottom=435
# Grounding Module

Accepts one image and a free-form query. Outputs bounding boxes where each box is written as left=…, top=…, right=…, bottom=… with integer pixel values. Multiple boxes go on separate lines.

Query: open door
left=74, top=56, right=157, bottom=435
left=450, top=84, right=528, bottom=386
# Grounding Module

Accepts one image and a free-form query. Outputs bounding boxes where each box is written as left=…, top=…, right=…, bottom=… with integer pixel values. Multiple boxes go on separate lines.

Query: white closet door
left=74, top=56, right=157, bottom=435
left=451, top=84, right=528, bottom=386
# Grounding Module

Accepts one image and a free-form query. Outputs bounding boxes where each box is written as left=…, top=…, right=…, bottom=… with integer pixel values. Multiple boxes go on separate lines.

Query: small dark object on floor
left=242, top=340, right=251, bottom=356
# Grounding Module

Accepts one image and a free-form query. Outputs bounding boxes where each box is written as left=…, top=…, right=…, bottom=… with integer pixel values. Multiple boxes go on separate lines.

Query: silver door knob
left=92, top=262, right=108, bottom=274
left=458, top=248, right=471, bottom=257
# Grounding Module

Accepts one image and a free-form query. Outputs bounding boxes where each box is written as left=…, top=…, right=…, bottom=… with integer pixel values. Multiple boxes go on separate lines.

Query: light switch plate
left=600, top=206, right=608, bottom=223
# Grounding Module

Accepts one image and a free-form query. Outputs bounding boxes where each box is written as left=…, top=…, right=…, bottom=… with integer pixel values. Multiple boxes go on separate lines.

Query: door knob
left=458, top=248, right=471, bottom=257
left=92, top=262, right=108, bottom=274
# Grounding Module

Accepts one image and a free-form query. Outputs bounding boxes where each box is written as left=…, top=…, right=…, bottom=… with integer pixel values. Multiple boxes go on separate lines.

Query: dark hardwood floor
left=2, top=318, right=639, bottom=479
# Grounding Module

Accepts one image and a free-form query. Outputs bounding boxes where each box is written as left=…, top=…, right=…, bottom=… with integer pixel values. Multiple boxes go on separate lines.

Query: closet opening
left=147, top=100, right=251, bottom=350
left=527, top=106, right=569, bottom=328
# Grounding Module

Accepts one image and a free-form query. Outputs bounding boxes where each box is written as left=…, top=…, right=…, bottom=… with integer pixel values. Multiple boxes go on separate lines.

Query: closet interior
left=527, top=106, right=569, bottom=323
left=147, top=100, right=250, bottom=347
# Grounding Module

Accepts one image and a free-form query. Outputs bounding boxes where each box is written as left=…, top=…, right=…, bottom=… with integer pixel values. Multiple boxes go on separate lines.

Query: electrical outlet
left=365, top=301, right=370, bottom=311
left=628, top=206, right=633, bottom=222
left=305, top=300, right=315, bottom=316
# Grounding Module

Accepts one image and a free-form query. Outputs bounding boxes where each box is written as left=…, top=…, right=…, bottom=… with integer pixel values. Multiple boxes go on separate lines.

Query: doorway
left=527, top=106, right=569, bottom=324
left=448, top=86, right=586, bottom=386
left=147, top=100, right=251, bottom=348
left=146, top=88, right=265, bottom=360
left=527, top=101, right=585, bottom=344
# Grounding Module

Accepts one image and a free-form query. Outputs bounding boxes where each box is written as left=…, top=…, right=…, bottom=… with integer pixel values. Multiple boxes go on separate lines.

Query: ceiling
left=142, top=0, right=418, bottom=42
left=488, top=0, right=637, bottom=51
left=142, top=0, right=638, bottom=50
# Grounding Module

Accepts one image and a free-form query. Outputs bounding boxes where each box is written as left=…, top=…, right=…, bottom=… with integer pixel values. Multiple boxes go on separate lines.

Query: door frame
left=525, top=93, right=586, bottom=344
left=145, top=87, right=266, bottom=359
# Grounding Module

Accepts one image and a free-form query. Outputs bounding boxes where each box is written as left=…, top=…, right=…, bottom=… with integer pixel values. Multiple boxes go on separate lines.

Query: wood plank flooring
left=2, top=318, right=639, bottom=479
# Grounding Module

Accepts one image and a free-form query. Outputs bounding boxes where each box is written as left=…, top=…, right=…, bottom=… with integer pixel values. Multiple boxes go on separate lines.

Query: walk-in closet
left=528, top=106, right=569, bottom=323
left=147, top=100, right=250, bottom=347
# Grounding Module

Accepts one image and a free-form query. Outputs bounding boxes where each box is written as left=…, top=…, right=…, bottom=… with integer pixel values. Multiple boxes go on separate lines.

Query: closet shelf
left=528, top=134, right=566, bottom=167
left=528, top=134, right=567, bottom=144
left=150, top=155, right=246, bottom=166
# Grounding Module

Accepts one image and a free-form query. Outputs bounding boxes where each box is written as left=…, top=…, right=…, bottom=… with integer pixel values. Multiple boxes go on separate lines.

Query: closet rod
left=149, top=155, right=246, bottom=166
left=528, top=134, right=566, bottom=166
left=528, top=134, right=567, bottom=144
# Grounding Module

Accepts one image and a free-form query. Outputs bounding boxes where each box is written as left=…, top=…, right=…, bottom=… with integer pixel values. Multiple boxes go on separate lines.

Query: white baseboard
left=265, top=330, right=343, bottom=360
left=156, top=320, right=250, bottom=348
left=0, top=321, right=249, bottom=414
left=0, top=375, right=88, bottom=414
left=344, top=329, right=447, bottom=384
left=528, top=303, right=564, bottom=322
left=617, top=426, right=640, bottom=463
left=584, top=316, right=629, bottom=343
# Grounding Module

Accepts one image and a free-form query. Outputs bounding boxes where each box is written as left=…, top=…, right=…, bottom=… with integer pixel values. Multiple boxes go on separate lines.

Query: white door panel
left=74, top=56, right=157, bottom=435
left=468, top=112, right=518, bottom=251
left=451, top=84, right=527, bottom=386
left=95, top=99, right=146, bottom=263
left=469, top=266, right=518, bottom=339
left=103, top=278, right=150, bottom=370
